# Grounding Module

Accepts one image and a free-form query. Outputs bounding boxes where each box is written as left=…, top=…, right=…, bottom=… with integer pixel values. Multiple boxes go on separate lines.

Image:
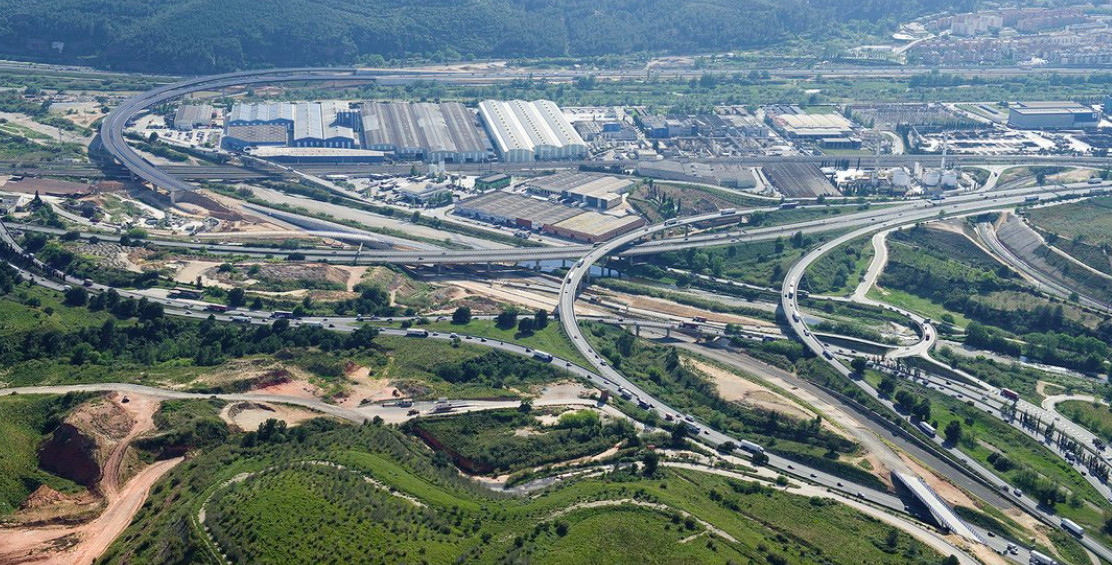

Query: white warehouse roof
left=293, top=101, right=355, bottom=143
left=478, top=100, right=587, bottom=161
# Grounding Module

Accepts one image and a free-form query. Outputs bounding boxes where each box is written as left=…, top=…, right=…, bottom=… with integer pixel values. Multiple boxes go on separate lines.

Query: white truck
left=1061, top=518, right=1085, bottom=537
left=739, top=440, right=765, bottom=454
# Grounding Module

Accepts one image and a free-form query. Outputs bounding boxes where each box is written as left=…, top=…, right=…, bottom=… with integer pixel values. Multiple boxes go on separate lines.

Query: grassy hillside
left=0, top=0, right=973, bottom=73
left=100, top=419, right=951, bottom=565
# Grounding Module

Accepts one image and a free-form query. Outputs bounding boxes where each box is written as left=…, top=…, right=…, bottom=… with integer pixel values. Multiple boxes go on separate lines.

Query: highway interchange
left=0, top=62, right=1107, bottom=564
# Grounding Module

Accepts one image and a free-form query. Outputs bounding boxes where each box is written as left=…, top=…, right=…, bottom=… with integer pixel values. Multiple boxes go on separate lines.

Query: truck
left=1025, top=195, right=1040, bottom=203
left=270, top=310, right=295, bottom=319
left=231, top=315, right=252, bottom=324
left=205, top=304, right=229, bottom=313
left=786, top=285, right=794, bottom=299
left=1088, top=176, right=1103, bottom=185
left=739, top=440, right=765, bottom=454
left=1000, top=388, right=1019, bottom=402
left=406, top=328, right=429, bottom=338
left=791, top=311, right=800, bottom=323
left=917, top=421, right=936, bottom=437
left=664, top=218, right=679, bottom=226
left=679, top=322, right=701, bottom=330
left=1061, top=518, right=1085, bottom=537
left=780, top=201, right=799, bottom=210
left=719, top=208, right=737, bottom=216
left=302, top=321, right=324, bottom=328
left=1029, top=550, right=1058, bottom=565
left=618, top=387, right=633, bottom=400
left=532, top=350, right=553, bottom=362
left=692, top=316, right=707, bottom=323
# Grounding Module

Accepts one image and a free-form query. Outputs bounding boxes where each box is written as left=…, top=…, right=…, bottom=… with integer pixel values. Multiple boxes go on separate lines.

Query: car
left=406, top=409, right=419, bottom=416
left=809, top=473, right=817, bottom=478
left=787, top=465, right=794, bottom=470
left=986, top=531, right=996, bottom=538
left=836, top=482, right=843, bottom=487
left=480, top=338, right=487, bottom=342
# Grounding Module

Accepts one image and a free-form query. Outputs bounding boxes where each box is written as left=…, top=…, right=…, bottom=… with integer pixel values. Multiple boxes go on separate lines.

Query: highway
left=779, top=182, right=1112, bottom=562
left=7, top=180, right=1112, bottom=561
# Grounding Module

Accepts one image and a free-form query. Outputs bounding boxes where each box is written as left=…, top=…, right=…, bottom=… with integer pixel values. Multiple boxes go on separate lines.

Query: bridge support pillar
left=665, top=327, right=671, bottom=338
left=634, top=324, right=640, bottom=337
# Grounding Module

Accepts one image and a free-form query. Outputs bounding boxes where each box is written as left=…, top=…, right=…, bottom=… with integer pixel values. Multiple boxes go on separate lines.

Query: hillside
left=0, top=0, right=974, bottom=73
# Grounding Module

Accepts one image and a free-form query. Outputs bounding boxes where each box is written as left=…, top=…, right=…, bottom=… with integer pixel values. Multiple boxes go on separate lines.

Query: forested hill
left=0, top=0, right=974, bottom=73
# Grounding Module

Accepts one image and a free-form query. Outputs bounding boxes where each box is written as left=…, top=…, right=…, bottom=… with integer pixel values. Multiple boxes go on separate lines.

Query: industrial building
left=361, top=102, right=489, bottom=162
left=223, top=124, right=289, bottom=151
left=292, top=102, right=358, bottom=148
left=768, top=112, right=855, bottom=139
left=226, top=103, right=295, bottom=127
left=636, top=161, right=757, bottom=189
left=396, top=181, right=453, bottom=204
left=523, top=172, right=635, bottom=210
left=173, top=104, right=213, bottom=131
left=477, top=100, right=588, bottom=162
left=245, top=147, right=384, bottom=164
left=454, top=191, right=643, bottom=242
left=1007, top=101, right=1101, bottom=129
left=475, top=173, right=512, bottom=191
left=225, top=102, right=359, bottom=149
left=543, top=213, right=645, bottom=243
left=454, top=192, right=583, bottom=228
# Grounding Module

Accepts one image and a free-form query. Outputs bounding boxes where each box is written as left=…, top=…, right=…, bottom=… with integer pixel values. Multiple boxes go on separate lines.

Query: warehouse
left=1007, top=101, right=1101, bottom=129
left=361, top=102, right=489, bottom=162
left=543, top=213, right=645, bottom=243
left=226, top=103, right=295, bottom=127
left=478, top=100, right=587, bottom=162
left=223, top=124, right=289, bottom=150
left=292, top=102, right=359, bottom=148
left=523, top=172, right=634, bottom=210
left=173, top=104, right=213, bottom=131
left=769, top=112, right=855, bottom=139
left=245, top=147, right=384, bottom=164
left=454, top=191, right=582, bottom=228
left=475, top=172, right=512, bottom=191
left=397, top=181, right=453, bottom=205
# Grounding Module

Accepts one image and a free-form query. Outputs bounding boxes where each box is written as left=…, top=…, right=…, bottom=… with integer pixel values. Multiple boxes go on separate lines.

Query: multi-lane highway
left=6, top=174, right=1112, bottom=562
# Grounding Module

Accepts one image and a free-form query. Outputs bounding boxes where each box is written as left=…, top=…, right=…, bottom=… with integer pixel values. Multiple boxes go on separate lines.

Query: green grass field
left=408, top=318, right=590, bottom=368
left=803, top=235, right=874, bottom=296
left=1057, top=400, right=1112, bottom=444
left=1026, top=196, right=1112, bottom=248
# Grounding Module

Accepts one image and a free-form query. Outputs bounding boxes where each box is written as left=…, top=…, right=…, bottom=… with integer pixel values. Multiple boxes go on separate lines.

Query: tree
left=642, top=450, right=661, bottom=476
left=451, top=306, right=472, bottom=325
left=850, top=356, right=867, bottom=375
left=517, top=317, right=534, bottom=335
left=227, top=287, right=246, bottom=309
left=670, top=422, right=689, bottom=448
left=64, top=286, right=88, bottom=306
left=495, top=308, right=518, bottom=329
left=533, top=308, right=548, bottom=329
left=944, top=420, right=963, bottom=445
left=942, top=556, right=960, bottom=565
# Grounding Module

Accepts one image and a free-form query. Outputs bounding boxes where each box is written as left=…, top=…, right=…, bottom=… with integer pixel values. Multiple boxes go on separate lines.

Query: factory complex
left=222, top=99, right=587, bottom=164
